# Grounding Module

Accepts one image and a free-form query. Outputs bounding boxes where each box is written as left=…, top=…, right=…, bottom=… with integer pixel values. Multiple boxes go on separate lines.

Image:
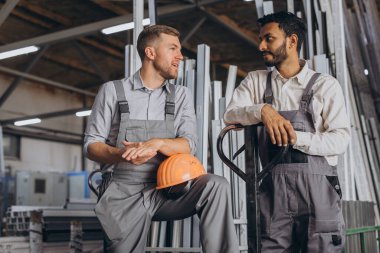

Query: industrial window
left=3, top=133, right=20, bottom=159
left=34, top=179, right=46, bottom=194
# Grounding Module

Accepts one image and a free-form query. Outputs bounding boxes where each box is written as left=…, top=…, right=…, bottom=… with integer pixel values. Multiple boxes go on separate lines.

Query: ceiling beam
left=79, top=37, right=124, bottom=58
left=185, top=0, right=223, bottom=5
left=199, top=6, right=260, bottom=48
left=92, top=0, right=131, bottom=15
left=17, top=1, right=71, bottom=25
left=3, top=126, right=82, bottom=145
left=0, top=2, right=52, bottom=28
left=6, top=2, right=126, bottom=59
left=181, top=16, right=207, bottom=45
left=0, top=107, right=91, bottom=125
left=27, top=125, right=83, bottom=137
left=0, top=66, right=96, bottom=97
left=74, top=41, right=108, bottom=82
left=0, top=3, right=197, bottom=53
left=2, top=2, right=125, bottom=80
left=42, top=50, right=101, bottom=76
left=0, top=0, right=19, bottom=28
left=0, top=45, right=48, bottom=107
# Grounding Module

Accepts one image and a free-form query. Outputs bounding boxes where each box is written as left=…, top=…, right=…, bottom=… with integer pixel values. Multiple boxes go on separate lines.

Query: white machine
left=16, top=171, right=67, bottom=206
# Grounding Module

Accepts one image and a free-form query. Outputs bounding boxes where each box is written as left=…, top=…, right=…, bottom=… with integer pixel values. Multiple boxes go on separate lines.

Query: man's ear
left=289, top=34, right=298, bottom=50
left=145, top=47, right=155, bottom=60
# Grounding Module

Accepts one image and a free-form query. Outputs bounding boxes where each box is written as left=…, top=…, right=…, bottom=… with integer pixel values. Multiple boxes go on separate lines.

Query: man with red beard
left=224, top=12, right=350, bottom=253
left=85, top=25, right=239, bottom=252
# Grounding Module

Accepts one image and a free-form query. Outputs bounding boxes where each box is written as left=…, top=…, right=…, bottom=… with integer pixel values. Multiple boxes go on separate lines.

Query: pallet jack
left=217, top=124, right=288, bottom=253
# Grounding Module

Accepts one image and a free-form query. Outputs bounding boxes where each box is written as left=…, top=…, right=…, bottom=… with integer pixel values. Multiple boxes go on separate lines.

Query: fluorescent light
left=75, top=110, right=92, bottom=117
left=0, top=46, right=39, bottom=60
left=102, top=18, right=151, bottom=35
left=14, top=118, right=41, bottom=126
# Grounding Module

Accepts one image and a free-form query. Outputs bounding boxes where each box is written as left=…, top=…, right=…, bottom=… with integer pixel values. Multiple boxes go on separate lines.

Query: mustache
left=262, top=51, right=273, bottom=56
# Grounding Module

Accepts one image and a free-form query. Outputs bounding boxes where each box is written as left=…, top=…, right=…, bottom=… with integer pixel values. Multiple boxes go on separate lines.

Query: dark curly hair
left=257, top=11, right=307, bottom=53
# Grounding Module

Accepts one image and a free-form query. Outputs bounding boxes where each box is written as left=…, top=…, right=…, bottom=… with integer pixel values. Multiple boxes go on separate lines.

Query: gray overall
left=258, top=72, right=345, bottom=252
left=94, top=80, right=239, bottom=253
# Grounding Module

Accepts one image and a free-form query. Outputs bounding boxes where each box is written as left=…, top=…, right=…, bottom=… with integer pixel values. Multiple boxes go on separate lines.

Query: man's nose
left=177, top=51, right=184, bottom=60
left=259, top=40, right=266, bottom=52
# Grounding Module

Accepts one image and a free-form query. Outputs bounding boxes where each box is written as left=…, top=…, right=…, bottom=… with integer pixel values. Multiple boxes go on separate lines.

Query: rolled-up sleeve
left=176, top=87, right=197, bottom=154
left=83, top=82, right=116, bottom=157
left=224, top=73, right=266, bottom=125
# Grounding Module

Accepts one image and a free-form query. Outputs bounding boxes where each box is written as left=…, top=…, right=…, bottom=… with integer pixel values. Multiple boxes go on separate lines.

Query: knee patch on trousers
left=310, top=219, right=345, bottom=252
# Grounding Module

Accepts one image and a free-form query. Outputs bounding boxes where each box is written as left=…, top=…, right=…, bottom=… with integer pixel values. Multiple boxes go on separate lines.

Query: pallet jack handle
left=217, top=123, right=289, bottom=253
left=88, top=166, right=113, bottom=199
left=88, top=169, right=101, bottom=197
left=217, top=124, right=288, bottom=184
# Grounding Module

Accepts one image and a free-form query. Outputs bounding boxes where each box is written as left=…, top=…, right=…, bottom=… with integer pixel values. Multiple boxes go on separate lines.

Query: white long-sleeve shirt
left=224, top=60, right=350, bottom=166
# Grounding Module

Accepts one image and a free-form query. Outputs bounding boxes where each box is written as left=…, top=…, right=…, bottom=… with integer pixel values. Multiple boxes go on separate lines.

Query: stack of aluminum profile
left=3, top=205, right=103, bottom=242
left=3, top=206, right=34, bottom=236
left=342, top=0, right=380, bottom=218
left=0, top=237, right=29, bottom=253
left=210, top=65, right=249, bottom=253
left=0, top=237, right=103, bottom=253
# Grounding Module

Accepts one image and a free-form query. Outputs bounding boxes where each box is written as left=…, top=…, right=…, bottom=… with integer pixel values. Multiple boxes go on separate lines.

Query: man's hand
left=261, top=104, right=297, bottom=146
left=120, top=139, right=162, bottom=165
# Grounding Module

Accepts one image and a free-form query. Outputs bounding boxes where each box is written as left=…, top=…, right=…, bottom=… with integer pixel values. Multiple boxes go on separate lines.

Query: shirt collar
left=131, top=70, right=172, bottom=93
left=294, top=59, right=309, bottom=85
left=272, top=59, right=309, bottom=86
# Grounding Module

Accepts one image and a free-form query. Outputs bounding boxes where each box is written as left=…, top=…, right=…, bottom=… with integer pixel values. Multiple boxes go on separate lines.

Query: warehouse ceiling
left=0, top=0, right=302, bottom=96
left=1, top=0, right=380, bottom=93
left=0, top=0, right=379, bottom=142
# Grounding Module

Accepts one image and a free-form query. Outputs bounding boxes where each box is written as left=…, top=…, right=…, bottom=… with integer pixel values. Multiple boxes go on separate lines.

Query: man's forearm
left=87, top=142, right=123, bottom=164
left=88, top=137, right=191, bottom=165
left=155, top=137, right=191, bottom=156
left=224, top=104, right=264, bottom=126
left=121, top=137, right=191, bottom=162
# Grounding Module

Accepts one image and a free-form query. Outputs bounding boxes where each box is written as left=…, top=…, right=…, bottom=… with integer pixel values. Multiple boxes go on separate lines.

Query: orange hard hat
left=156, top=153, right=206, bottom=190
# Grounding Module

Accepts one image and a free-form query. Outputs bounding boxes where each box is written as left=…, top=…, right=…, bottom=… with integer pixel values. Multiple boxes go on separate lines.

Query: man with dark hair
left=257, top=11, right=307, bottom=53
left=85, top=25, right=239, bottom=252
left=224, top=12, right=350, bottom=252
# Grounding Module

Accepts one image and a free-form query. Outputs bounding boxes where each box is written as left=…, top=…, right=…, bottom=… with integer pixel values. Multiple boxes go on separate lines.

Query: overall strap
left=114, top=80, right=129, bottom=114
left=299, top=73, right=321, bottom=111
left=97, top=80, right=128, bottom=199
left=113, top=80, right=130, bottom=148
left=165, top=83, right=176, bottom=121
left=263, top=71, right=273, bottom=104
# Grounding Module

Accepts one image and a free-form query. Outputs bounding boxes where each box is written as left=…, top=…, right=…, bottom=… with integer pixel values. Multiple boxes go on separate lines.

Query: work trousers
left=95, top=174, right=239, bottom=253
left=259, top=166, right=345, bottom=253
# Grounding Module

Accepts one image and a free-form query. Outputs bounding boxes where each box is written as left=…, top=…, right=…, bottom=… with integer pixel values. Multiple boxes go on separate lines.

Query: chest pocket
left=125, top=126, right=147, bottom=142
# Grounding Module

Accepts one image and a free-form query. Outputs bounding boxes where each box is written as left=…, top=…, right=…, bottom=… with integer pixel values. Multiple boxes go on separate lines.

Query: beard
left=153, top=61, right=178, bottom=80
left=262, top=41, right=288, bottom=67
